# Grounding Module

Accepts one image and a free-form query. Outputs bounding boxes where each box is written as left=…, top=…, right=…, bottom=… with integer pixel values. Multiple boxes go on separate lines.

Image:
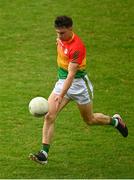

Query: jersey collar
left=66, top=32, right=75, bottom=43
left=61, top=32, right=75, bottom=44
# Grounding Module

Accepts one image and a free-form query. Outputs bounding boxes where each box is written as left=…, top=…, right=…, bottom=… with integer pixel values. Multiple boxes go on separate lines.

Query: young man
left=29, top=16, right=128, bottom=165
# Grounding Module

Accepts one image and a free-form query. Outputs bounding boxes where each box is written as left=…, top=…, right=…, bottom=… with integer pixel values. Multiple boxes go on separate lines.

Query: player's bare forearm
left=55, top=63, right=79, bottom=110
left=54, top=72, right=75, bottom=110
left=60, top=62, right=79, bottom=98
left=60, top=75, right=74, bottom=98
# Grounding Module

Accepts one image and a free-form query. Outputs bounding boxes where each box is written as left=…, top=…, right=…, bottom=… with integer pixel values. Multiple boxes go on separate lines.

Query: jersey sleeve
left=69, top=46, right=85, bottom=65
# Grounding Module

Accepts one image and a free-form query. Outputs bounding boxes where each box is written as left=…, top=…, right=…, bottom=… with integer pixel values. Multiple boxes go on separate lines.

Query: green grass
left=0, top=0, right=134, bottom=178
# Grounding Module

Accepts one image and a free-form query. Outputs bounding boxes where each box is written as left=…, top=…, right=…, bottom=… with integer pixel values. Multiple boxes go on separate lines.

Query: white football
left=29, top=97, right=49, bottom=117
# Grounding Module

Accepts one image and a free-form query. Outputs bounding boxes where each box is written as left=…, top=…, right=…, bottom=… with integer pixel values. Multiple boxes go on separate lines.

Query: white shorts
left=53, top=75, right=93, bottom=104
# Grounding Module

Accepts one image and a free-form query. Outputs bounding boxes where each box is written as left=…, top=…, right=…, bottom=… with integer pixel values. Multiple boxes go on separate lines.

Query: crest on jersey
left=64, top=48, right=68, bottom=55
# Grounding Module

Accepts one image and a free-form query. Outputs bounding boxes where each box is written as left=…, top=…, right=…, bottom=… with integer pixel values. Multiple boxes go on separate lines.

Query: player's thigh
left=77, top=102, right=93, bottom=123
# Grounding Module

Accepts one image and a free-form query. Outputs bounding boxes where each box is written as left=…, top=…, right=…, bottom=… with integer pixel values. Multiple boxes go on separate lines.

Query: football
left=29, top=97, right=49, bottom=117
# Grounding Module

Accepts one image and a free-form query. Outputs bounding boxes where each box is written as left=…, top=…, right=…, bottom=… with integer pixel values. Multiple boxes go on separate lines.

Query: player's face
left=55, top=27, right=73, bottom=41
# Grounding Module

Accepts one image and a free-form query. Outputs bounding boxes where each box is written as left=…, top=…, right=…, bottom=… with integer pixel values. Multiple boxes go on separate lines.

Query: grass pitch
left=0, top=0, right=134, bottom=179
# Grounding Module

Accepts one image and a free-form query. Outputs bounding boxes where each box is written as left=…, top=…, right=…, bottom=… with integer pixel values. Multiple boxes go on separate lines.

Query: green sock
left=110, top=117, right=118, bottom=127
left=42, top=144, right=50, bottom=153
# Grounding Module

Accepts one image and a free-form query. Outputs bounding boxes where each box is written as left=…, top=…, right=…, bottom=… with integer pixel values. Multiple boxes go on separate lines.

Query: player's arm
left=60, top=62, right=79, bottom=98
left=59, top=49, right=82, bottom=98
left=55, top=49, right=82, bottom=107
left=54, top=62, right=79, bottom=107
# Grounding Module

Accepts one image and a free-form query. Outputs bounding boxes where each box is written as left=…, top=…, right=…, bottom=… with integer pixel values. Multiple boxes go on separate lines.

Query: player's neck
left=65, top=32, right=74, bottom=43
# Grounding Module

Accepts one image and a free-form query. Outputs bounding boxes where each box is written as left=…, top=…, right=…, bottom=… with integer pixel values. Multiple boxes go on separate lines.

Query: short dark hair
left=54, top=16, right=73, bottom=28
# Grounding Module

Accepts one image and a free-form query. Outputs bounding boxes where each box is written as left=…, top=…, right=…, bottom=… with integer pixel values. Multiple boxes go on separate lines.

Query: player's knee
left=85, top=114, right=96, bottom=126
left=45, top=112, right=56, bottom=124
left=83, top=115, right=94, bottom=125
left=87, top=118, right=94, bottom=125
